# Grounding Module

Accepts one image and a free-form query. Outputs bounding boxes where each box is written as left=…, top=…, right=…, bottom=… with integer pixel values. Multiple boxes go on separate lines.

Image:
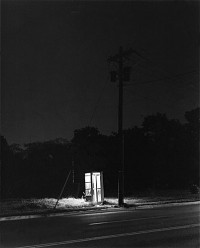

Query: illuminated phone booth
left=85, top=172, right=104, bottom=204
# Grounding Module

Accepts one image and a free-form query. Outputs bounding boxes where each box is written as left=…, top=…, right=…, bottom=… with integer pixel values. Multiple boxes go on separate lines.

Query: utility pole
left=72, top=159, right=75, bottom=184
left=108, top=46, right=132, bottom=206
left=118, top=46, right=124, bottom=206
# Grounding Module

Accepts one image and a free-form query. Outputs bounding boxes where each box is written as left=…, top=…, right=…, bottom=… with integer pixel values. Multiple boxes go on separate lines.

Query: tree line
left=1, top=108, right=199, bottom=199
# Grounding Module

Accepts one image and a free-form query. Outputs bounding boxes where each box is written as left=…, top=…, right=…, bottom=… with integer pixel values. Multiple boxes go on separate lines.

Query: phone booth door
left=92, top=173, right=97, bottom=203
left=92, top=172, right=103, bottom=203
left=96, top=173, right=102, bottom=203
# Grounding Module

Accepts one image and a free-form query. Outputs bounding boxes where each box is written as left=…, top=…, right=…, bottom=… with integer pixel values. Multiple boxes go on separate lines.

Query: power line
left=134, top=47, right=197, bottom=84
left=126, top=45, right=198, bottom=87
left=126, top=70, right=198, bottom=86
left=124, top=88, right=174, bottom=109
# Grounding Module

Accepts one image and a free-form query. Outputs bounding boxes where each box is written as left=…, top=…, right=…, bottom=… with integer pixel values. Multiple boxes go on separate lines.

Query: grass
left=0, top=197, right=95, bottom=215
left=0, top=190, right=199, bottom=216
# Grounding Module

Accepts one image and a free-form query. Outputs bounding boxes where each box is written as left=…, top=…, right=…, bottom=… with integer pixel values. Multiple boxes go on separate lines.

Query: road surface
left=0, top=203, right=199, bottom=247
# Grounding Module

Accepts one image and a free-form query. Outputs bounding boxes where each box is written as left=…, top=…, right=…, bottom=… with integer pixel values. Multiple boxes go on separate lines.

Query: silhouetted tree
left=1, top=108, right=198, bottom=198
left=183, top=108, right=199, bottom=186
left=1, top=135, right=15, bottom=198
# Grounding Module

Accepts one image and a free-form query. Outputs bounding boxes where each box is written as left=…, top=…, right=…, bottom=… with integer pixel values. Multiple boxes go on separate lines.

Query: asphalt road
left=0, top=203, right=199, bottom=248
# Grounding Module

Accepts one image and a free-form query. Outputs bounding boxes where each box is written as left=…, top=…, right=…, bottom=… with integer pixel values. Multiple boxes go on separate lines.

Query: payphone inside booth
left=85, top=172, right=104, bottom=204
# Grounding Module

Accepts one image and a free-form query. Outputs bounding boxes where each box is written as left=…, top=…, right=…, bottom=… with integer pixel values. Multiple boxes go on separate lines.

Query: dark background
left=1, top=0, right=199, bottom=199
left=1, top=0, right=199, bottom=145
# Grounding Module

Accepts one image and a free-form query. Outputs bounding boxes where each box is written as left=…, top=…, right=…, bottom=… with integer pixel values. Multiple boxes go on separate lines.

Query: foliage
left=1, top=108, right=199, bottom=198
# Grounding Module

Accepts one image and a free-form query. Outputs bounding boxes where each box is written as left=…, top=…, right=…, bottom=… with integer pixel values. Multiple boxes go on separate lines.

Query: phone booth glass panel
left=85, top=173, right=92, bottom=200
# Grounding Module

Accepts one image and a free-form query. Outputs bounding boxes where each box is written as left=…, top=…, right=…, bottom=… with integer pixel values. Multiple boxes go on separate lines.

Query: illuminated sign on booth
left=85, top=172, right=104, bottom=204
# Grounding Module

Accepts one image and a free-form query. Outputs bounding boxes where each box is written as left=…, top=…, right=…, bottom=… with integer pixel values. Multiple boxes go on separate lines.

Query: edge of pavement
left=0, top=198, right=199, bottom=221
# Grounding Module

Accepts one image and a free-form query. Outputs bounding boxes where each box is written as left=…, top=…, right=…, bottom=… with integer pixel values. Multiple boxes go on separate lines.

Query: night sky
left=1, top=0, right=199, bottom=144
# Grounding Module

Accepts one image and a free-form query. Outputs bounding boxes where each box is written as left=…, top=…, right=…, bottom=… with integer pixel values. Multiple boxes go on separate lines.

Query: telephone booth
left=85, top=172, right=104, bottom=204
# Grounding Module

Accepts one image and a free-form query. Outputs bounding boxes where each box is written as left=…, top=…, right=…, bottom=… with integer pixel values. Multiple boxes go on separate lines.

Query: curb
left=0, top=205, right=109, bottom=218
left=135, top=199, right=200, bottom=209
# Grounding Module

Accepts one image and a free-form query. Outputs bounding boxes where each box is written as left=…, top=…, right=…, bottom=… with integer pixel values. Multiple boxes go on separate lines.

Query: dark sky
left=1, top=0, right=199, bottom=144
